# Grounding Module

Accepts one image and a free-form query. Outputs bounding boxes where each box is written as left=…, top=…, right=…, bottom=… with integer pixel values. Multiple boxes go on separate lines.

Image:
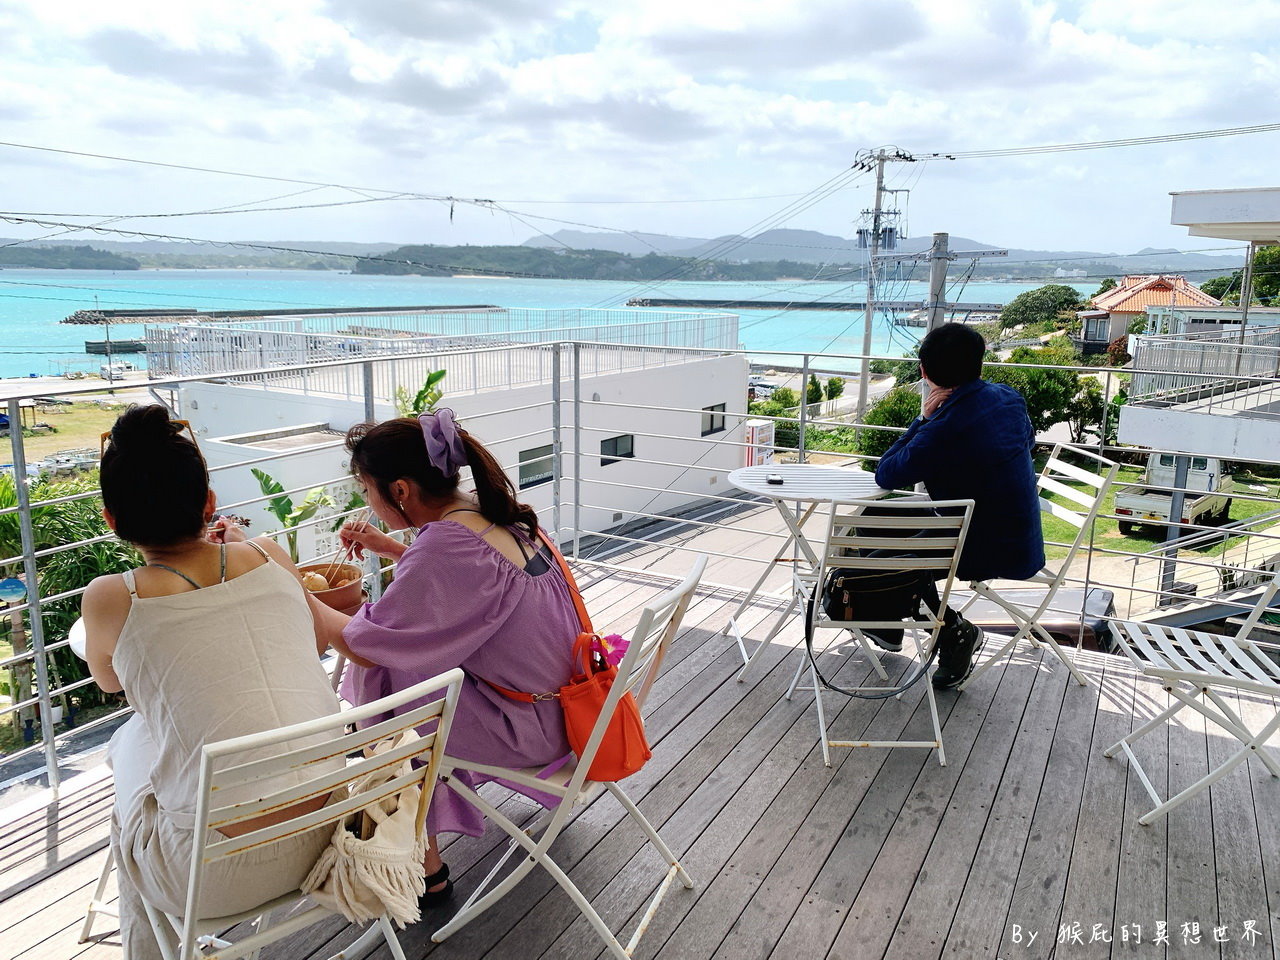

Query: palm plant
left=0, top=473, right=137, bottom=743
left=251, top=469, right=336, bottom=562
left=393, top=369, right=447, bottom=417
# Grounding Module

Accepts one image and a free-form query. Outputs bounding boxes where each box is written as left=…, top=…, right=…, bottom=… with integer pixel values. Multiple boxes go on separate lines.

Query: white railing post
left=572, top=342, right=583, bottom=558
left=9, top=399, right=60, bottom=790
left=551, top=345, right=563, bottom=545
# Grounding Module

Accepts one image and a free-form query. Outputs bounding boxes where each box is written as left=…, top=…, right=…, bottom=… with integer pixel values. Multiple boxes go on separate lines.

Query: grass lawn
left=1040, top=459, right=1280, bottom=562
left=15, top=402, right=127, bottom=460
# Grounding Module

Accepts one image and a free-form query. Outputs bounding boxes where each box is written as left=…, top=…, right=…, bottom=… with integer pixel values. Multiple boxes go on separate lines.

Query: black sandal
left=420, top=863, right=454, bottom=908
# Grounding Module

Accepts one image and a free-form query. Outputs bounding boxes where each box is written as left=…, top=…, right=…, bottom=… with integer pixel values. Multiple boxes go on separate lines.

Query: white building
left=1118, top=187, right=1280, bottom=462
left=149, top=308, right=752, bottom=562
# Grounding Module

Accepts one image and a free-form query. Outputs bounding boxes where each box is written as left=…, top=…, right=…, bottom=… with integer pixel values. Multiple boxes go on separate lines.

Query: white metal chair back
left=790, top=497, right=973, bottom=768
left=957, top=444, right=1118, bottom=691
left=1035, top=443, right=1120, bottom=576
left=161, top=669, right=465, bottom=960
left=1105, top=571, right=1280, bottom=824
left=813, top=497, right=975, bottom=643
left=561, top=555, right=706, bottom=799
left=431, top=557, right=706, bottom=960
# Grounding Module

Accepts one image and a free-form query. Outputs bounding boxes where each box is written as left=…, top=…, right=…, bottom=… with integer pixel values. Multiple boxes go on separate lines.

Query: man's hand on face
left=922, top=379, right=953, bottom=419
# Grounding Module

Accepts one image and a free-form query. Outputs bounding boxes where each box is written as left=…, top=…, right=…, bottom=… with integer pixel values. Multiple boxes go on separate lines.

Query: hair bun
left=109, top=404, right=183, bottom=452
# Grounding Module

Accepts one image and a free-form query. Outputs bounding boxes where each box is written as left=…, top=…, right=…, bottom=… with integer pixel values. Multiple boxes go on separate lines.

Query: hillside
left=352, top=244, right=839, bottom=281
left=0, top=245, right=139, bottom=269
left=524, top=228, right=1245, bottom=278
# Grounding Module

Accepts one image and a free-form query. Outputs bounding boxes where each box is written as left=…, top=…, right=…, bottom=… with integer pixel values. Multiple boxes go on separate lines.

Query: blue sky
left=1, top=0, right=1277, bottom=255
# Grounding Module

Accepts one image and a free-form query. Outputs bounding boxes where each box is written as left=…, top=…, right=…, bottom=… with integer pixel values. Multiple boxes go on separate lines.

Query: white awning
left=1170, top=186, right=1280, bottom=242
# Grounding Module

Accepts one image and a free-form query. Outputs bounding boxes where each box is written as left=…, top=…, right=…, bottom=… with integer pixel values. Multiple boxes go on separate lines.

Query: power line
left=925, top=121, right=1280, bottom=160
left=0, top=193, right=415, bottom=221
left=0, top=137, right=847, bottom=209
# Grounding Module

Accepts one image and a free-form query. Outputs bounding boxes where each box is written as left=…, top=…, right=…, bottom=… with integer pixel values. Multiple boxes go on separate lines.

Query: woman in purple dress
left=312, top=410, right=579, bottom=905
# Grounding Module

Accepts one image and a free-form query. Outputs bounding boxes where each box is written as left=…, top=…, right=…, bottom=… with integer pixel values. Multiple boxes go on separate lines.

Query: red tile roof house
left=1074, top=275, right=1220, bottom=353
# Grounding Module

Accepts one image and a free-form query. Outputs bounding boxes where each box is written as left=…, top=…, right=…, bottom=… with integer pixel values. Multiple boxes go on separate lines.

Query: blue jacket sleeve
left=874, top=416, right=949, bottom=491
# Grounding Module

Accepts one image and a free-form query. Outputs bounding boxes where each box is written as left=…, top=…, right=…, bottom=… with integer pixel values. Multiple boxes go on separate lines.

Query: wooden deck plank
left=529, top=653, right=916, bottom=960
left=940, top=651, right=1102, bottom=960
left=400, top=609, right=806, bottom=958
left=637, top=657, right=951, bottom=960
left=718, top=652, right=1017, bottom=960
left=1052, top=650, right=1143, bottom=958
left=1164, top=683, right=1216, bottom=960
left=1232, top=688, right=1280, bottom=960
left=816, top=651, right=1045, bottom=960
left=3, top=540, right=1278, bottom=960
left=1110, top=667, right=1170, bottom=960
left=1211, top=688, right=1270, bottom=960
left=882, top=653, right=1072, bottom=960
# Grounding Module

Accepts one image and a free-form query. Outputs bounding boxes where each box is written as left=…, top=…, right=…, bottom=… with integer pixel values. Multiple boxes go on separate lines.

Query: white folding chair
left=78, top=847, right=119, bottom=943
left=958, top=443, right=1119, bottom=690
left=788, top=498, right=974, bottom=768
left=140, top=669, right=464, bottom=960
left=431, top=557, right=707, bottom=960
left=1105, top=572, right=1280, bottom=825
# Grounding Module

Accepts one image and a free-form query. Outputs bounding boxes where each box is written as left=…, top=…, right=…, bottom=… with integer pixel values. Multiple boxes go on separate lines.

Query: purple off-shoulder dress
left=340, top=520, right=580, bottom=837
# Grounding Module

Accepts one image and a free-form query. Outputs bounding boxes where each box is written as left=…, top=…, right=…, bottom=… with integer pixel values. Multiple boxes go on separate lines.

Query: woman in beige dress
left=82, top=405, right=342, bottom=960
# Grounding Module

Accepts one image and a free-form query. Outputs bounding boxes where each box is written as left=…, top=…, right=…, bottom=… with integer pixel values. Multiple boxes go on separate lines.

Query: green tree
left=985, top=342, right=1083, bottom=432
left=824, top=376, right=845, bottom=401
left=857, top=386, right=921, bottom=465
left=868, top=347, right=921, bottom=385
left=1094, top=277, right=1117, bottom=296
left=1197, top=245, right=1280, bottom=306
left=1107, top=334, right=1132, bottom=366
left=770, top=386, right=798, bottom=408
left=1200, top=273, right=1237, bottom=301
left=806, top=374, right=823, bottom=405
left=999, top=284, right=1084, bottom=330
left=1066, top=378, right=1106, bottom=444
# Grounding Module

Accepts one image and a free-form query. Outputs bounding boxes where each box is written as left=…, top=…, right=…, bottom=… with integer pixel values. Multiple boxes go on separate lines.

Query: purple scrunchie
left=419, top=408, right=468, bottom=477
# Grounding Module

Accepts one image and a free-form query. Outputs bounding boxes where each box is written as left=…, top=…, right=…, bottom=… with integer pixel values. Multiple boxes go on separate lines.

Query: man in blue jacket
left=873, top=323, right=1044, bottom=689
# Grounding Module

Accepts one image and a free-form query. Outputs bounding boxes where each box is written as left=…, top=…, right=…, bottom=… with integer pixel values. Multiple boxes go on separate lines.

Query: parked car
left=1114, top=454, right=1233, bottom=534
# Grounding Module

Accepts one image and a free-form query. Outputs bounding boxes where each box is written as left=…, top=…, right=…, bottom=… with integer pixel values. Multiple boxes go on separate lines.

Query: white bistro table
left=725, top=464, right=888, bottom=678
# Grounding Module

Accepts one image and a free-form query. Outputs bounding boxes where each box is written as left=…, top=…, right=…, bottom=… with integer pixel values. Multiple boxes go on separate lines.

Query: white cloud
left=0, top=0, right=1273, bottom=253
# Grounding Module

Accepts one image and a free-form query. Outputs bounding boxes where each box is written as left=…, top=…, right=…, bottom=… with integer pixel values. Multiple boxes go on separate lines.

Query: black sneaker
left=862, top=629, right=904, bottom=653
left=931, top=621, right=985, bottom=690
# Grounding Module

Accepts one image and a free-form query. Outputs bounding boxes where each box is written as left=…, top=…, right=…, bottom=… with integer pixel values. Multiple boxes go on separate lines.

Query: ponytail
left=460, top=432, right=539, bottom=538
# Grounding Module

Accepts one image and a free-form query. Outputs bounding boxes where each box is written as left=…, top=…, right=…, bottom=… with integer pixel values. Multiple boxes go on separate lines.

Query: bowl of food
left=298, top=562, right=364, bottom=611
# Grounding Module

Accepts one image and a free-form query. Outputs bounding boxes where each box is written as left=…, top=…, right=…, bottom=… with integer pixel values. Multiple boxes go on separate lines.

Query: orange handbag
left=481, top=532, right=652, bottom=783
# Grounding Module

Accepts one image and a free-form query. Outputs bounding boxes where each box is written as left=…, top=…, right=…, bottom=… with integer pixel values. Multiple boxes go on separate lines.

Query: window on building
left=1085, top=317, right=1110, bottom=342
left=518, top=444, right=554, bottom=489
left=701, top=403, right=726, bottom=437
left=600, top=434, right=634, bottom=466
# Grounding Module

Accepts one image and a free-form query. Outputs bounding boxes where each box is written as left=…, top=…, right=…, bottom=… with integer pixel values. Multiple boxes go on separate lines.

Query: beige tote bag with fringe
left=301, top=729, right=429, bottom=928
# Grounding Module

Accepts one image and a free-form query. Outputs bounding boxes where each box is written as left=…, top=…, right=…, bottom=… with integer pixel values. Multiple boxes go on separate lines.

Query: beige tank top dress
left=108, top=541, right=343, bottom=935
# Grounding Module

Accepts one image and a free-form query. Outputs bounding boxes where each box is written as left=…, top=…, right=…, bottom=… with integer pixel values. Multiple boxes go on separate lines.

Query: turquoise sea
left=0, top=269, right=1094, bottom=380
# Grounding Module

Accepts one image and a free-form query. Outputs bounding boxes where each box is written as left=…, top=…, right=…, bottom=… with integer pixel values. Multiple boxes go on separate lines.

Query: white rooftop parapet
left=1170, top=186, right=1280, bottom=242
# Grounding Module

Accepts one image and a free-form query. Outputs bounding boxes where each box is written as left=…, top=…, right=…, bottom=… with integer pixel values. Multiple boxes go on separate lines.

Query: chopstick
left=321, top=508, right=371, bottom=583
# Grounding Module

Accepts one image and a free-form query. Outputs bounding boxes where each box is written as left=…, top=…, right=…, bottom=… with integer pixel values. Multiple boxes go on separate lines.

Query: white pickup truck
left=1114, top=454, right=1233, bottom=534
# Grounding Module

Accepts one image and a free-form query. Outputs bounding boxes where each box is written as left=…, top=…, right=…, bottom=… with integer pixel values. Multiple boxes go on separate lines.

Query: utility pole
left=926, top=232, right=950, bottom=331
left=856, top=151, right=888, bottom=423
left=1238, top=240, right=1258, bottom=345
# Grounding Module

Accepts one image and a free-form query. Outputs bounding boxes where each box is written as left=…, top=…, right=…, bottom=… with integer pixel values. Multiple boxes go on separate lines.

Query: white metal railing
left=4, top=338, right=1280, bottom=796
left=145, top=308, right=739, bottom=379
left=1130, top=329, right=1280, bottom=406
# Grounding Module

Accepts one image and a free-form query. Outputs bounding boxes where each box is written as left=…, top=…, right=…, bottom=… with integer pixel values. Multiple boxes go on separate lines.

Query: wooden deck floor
left=3, top=506, right=1280, bottom=960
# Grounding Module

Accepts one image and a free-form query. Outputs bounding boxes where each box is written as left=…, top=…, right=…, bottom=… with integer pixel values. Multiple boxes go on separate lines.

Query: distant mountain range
left=0, top=231, right=1245, bottom=279
left=523, top=228, right=1245, bottom=276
